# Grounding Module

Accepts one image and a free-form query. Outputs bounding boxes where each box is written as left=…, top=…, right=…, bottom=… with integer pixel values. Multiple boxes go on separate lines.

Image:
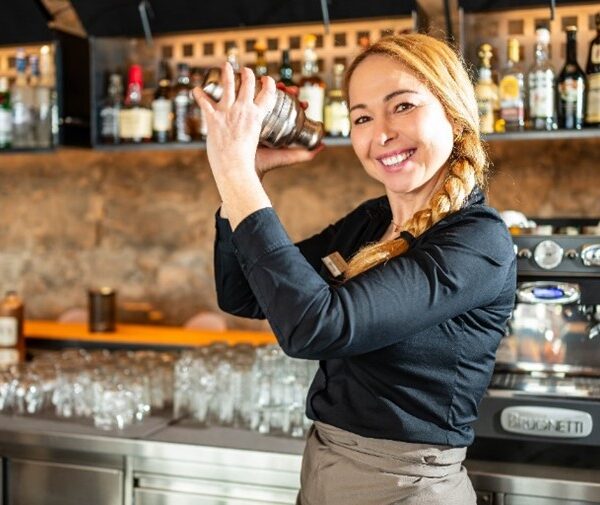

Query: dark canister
left=88, top=287, right=117, bottom=332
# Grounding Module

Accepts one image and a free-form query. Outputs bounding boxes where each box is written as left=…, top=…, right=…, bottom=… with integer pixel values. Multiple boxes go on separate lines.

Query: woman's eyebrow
left=349, top=89, right=420, bottom=112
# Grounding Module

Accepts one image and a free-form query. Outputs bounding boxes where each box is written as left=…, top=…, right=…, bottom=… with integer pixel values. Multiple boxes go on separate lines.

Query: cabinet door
left=8, top=458, right=123, bottom=505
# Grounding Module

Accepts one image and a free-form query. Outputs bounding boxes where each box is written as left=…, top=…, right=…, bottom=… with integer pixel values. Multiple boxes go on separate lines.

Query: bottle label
left=477, top=98, right=495, bottom=134
left=529, top=70, right=554, bottom=118
left=324, top=102, right=350, bottom=136
left=586, top=73, right=600, bottom=123
left=0, top=349, right=19, bottom=368
left=12, top=102, right=31, bottom=126
left=499, top=75, right=520, bottom=100
left=0, top=317, right=17, bottom=346
left=100, top=106, right=119, bottom=139
left=559, top=78, right=584, bottom=103
left=152, top=98, right=172, bottom=133
left=119, top=108, right=152, bottom=140
left=298, top=85, right=324, bottom=123
left=0, top=109, right=12, bottom=144
left=592, top=44, right=600, bottom=65
left=174, top=93, right=191, bottom=142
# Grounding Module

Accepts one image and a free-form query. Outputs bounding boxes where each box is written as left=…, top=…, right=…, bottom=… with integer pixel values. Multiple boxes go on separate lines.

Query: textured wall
left=0, top=138, right=598, bottom=327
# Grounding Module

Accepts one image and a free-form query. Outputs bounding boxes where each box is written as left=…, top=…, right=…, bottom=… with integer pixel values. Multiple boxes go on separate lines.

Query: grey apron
left=296, top=421, right=476, bottom=505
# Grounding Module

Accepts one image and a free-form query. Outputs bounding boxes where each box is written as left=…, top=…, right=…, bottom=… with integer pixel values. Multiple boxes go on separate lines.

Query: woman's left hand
left=192, top=63, right=277, bottom=180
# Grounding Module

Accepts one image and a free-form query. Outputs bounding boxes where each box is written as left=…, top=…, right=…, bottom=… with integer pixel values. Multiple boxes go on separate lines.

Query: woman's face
left=348, top=55, right=454, bottom=196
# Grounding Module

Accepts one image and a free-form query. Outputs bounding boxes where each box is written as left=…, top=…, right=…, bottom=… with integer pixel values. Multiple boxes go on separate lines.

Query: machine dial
left=581, top=244, right=600, bottom=267
left=533, top=240, right=563, bottom=270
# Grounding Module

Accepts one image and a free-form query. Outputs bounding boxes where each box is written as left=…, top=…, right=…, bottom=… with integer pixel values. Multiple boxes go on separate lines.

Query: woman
left=194, top=34, right=516, bottom=505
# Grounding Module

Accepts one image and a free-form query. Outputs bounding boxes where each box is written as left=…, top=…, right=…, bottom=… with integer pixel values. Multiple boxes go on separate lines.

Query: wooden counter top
left=25, top=320, right=277, bottom=347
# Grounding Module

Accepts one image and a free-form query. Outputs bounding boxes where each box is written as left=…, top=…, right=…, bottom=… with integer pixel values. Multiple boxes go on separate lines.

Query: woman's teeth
left=380, top=149, right=415, bottom=166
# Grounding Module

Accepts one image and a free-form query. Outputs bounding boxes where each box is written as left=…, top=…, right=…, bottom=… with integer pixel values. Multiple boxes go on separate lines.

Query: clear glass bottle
left=324, top=63, right=350, bottom=137
left=585, top=12, right=600, bottom=126
left=119, top=64, right=152, bottom=143
left=254, top=42, right=268, bottom=78
left=0, top=77, right=12, bottom=149
left=474, top=43, right=500, bottom=134
left=152, top=60, right=172, bottom=143
left=557, top=26, right=586, bottom=130
left=498, top=38, right=525, bottom=132
left=298, top=34, right=326, bottom=123
left=189, top=66, right=206, bottom=140
left=100, top=73, right=123, bottom=144
left=38, top=45, right=57, bottom=147
left=278, top=49, right=296, bottom=87
left=11, top=48, right=34, bottom=148
left=0, top=291, right=25, bottom=368
left=173, top=62, right=192, bottom=143
left=528, top=28, right=556, bottom=131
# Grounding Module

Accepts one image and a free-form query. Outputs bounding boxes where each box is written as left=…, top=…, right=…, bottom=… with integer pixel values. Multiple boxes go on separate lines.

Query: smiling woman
left=205, top=33, right=516, bottom=505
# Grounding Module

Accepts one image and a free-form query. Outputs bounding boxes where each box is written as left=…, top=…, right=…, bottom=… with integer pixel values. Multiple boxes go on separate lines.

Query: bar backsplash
left=0, top=140, right=598, bottom=328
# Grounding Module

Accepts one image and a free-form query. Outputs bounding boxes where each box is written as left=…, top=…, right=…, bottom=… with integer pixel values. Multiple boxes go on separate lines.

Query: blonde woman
left=195, top=34, right=516, bottom=505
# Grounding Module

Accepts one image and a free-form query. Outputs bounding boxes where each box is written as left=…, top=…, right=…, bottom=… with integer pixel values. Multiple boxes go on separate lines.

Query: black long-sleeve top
left=214, top=187, right=516, bottom=447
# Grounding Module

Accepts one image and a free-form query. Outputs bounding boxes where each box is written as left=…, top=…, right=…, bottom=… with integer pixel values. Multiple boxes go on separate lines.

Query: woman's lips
left=376, top=148, right=416, bottom=172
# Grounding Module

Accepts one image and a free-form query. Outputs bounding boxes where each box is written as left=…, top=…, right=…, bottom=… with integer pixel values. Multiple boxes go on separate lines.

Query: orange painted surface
left=24, top=320, right=277, bottom=347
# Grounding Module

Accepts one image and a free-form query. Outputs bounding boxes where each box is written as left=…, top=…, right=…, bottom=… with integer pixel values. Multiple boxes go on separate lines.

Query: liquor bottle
left=0, top=77, right=12, bottom=149
left=528, top=28, right=556, bottom=131
left=298, top=34, right=326, bottom=123
left=474, top=43, right=500, bottom=134
left=173, top=63, right=192, bottom=143
left=38, top=45, right=57, bottom=147
left=498, top=38, right=525, bottom=131
left=0, top=291, right=25, bottom=368
left=189, top=66, right=206, bottom=139
left=278, top=49, right=296, bottom=87
left=152, top=60, right=172, bottom=143
left=28, top=55, right=42, bottom=147
left=11, top=48, right=34, bottom=148
left=119, top=64, right=152, bottom=143
left=557, top=26, right=586, bottom=130
left=585, top=12, right=600, bottom=126
left=254, top=42, right=268, bottom=78
left=226, top=46, right=240, bottom=71
left=100, top=73, right=123, bottom=144
left=324, top=63, right=350, bottom=137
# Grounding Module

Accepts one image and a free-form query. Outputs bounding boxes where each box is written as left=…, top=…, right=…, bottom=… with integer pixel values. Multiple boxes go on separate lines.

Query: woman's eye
left=394, top=102, right=415, bottom=113
left=352, top=115, right=371, bottom=125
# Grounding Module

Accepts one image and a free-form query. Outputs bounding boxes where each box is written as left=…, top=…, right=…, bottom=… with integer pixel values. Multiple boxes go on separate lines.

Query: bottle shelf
left=483, top=129, right=600, bottom=142
left=0, top=147, right=56, bottom=155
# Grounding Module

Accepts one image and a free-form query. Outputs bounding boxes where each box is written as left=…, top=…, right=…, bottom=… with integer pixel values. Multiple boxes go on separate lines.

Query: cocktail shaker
left=201, top=68, right=324, bottom=150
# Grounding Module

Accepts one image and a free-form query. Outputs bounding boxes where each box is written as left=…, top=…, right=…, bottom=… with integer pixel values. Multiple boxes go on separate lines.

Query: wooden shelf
left=25, top=320, right=277, bottom=348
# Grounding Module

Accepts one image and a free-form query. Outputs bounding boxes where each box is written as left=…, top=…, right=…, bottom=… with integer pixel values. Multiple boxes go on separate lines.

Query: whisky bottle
left=557, top=26, right=586, bottom=129
left=0, top=77, right=12, bottom=149
left=37, top=45, right=57, bottom=147
left=152, top=60, right=172, bottom=143
left=528, top=28, right=556, bottom=130
left=0, top=291, right=25, bottom=368
left=278, top=49, right=296, bottom=87
left=498, top=38, right=525, bottom=131
left=173, top=63, right=192, bottom=143
left=254, top=42, right=268, bottom=78
left=324, top=63, right=350, bottom=137
left=474, top=43, right=499, bottom=134
left=119, top=64, right=152, bottom=143
left=189, top=66, right=205, bottom=139
left=585, top=12, right=600, bottom=126
left=100, top=74, right=123, bottom=144
left=11, top=48, right=34, bottom=148
left=298, top=35, right=325, bottom=123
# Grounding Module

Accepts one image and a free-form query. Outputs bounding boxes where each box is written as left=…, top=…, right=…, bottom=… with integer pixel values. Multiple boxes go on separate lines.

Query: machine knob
left=517, top=248, right=532, bottom=259
left=565, top=249, right=578, bottom=260
left=533, top=240, right=564, bottom=270
left=581, top=244, right=600, bottom=267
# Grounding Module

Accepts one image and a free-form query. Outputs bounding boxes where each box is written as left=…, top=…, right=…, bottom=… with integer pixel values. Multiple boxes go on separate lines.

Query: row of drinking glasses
left=174, top=343, right=318, bottom=438
left=0, top=349, right=175, bottom=430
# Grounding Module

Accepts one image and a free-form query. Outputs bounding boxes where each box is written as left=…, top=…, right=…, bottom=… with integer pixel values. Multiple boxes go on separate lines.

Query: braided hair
left=343, top=34, right=488, bottom=280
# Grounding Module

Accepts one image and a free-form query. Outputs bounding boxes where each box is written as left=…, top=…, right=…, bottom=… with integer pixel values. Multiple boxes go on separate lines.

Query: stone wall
left=0, top=137, right=598, bottom=328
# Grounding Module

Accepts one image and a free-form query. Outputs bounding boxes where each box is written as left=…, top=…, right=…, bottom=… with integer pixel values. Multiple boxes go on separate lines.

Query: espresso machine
left=466, top=218, right=600, bottom=505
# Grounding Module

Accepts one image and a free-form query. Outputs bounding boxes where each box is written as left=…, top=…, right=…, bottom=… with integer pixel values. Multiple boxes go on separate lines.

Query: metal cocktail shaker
left=201, top=68, right=324, bottom=150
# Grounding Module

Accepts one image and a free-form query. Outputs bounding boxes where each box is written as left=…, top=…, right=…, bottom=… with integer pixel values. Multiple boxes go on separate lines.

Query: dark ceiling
left=68, top=0, right=416, bottom=37
left=459, top=0, right=597, bottom=13
left=0, top=0, right=54, bottom=45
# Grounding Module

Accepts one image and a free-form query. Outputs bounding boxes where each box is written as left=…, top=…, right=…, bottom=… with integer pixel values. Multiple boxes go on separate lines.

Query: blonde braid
left=344, top=131, right=485, bottom=280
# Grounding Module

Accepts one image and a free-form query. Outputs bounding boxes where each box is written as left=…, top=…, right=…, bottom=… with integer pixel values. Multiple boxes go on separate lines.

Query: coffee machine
left=466, top=219, right=600, bottom=505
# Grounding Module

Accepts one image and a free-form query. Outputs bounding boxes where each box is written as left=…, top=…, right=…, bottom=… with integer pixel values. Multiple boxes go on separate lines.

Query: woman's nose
left=374, top=120, right=397, bottom=146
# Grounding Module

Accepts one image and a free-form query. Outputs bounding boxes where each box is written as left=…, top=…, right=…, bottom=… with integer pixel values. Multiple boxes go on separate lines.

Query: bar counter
left=24, top=320, right=278, bottom=348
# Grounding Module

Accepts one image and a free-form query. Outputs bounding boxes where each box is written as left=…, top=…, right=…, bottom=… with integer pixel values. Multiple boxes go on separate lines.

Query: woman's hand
left=192, top=63, right=277, bottom=179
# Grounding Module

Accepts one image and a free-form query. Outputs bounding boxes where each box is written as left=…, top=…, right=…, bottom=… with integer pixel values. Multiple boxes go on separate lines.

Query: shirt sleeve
left=231, top=207, right=515, bottom=360
left=214, top=208, right=343, bottom=318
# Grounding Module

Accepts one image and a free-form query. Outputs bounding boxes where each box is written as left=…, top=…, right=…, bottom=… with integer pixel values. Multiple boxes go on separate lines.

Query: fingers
left=255, top=76, right=277, bottom=115
left=220, top=61, right=236, bottom=108
left=237, top=67, right=255, bottom=104
left=192, top=87, right=216, bottom=118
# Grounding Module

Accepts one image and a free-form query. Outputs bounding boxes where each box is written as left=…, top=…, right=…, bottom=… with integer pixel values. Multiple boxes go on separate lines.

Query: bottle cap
left=565, top=25, right=577, bottom=32
left=535, top=27, right=550, bottom=44
left=128, top=64, right=143, bottom=86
